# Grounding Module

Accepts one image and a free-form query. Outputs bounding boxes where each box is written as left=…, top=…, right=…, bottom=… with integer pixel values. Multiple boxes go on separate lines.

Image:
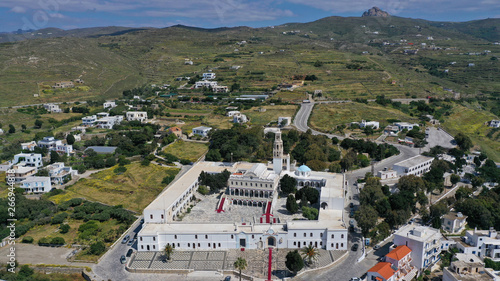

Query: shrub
left=198, top=185, right=209, bottom=195
left=51, top=237, right=65, bottom=246
left=60, top=224, right=70, bottom=234
left=114, top=166, right=127, bottom=174
left=89, top=241, right=106, bottom=255
left=38, top=237, right=50, bottom=245
left=21, top=236, right=34, bottom=243
left=51, top=212, right=68, bottom=224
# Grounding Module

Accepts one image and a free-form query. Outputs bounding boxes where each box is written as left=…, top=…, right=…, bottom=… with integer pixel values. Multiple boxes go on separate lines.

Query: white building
left=37, top=137, right=73, bottom=155
left=195, top=81, right=218, bottom=89
left=82, top=115, right=98, bottom=126
left=227, top=111, right=241, bottom=117
left=11, top=165, right=37, bottom=182
left=395, top=122, right=419, bottom=131
left=43, top=103, right=62, bottom=113
left=378, top=169, right=398, bottom=180
left=96, top=112, right=109, bottom=118
left=95, top=116, right=123, bottom=129
left=13, top=153, right=43, bottom=168
left=212, top=85, right=229, bottom=93
left=393, top=225, right=443, bottom=270
left=392, top=155, right=434, bottom=177
left=443, top=253, right=495, bottom=281
left=103, top=101, right=117, bottom=109
left=442, top=212, right=467, bottom=234
left=192, top=126, right=212, bottom=138
left=137, top=130, right=347, bottom=252
left=360, top=120, right=380, bottom=130
left=455, top=228, right=500, bottom=261
left=21, top=141, right=37, bottom=151
left=232, top=113, right=248, bottom=124
left=202, top=73, right=216, bottom=80
left=278, top=117, right=292, bottom=127
left=126, top=111, right=148, bottom=122
left=490, top=120, right=500, bottom=128
left=19, top=177, right=52, bottom=193
left=47, top=162, right=77, bottom=185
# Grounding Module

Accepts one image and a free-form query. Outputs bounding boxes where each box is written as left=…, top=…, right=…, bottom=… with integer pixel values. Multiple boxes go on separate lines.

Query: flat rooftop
left=395, top=224, right=441, bottom=242
left=146, top=162, right=255, bottom=211
left=393, top=155, right=433, bottom=168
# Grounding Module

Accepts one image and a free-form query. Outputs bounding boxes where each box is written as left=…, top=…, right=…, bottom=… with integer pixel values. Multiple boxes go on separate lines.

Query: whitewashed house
left=126, top=111, right=148, bottom=122
left=103, top=101, right=117, bottom=109
left=82, top=115, right=98, bottom=126
left=19, top=177, right=52, bottom=193
left=192, top=126, right=212, bottom=137
left=13, top=153, right=43, bottom=168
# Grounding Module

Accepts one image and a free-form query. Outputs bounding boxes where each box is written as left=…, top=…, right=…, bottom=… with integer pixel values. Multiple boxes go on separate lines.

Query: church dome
left=297, top=165, right=311, bottom=172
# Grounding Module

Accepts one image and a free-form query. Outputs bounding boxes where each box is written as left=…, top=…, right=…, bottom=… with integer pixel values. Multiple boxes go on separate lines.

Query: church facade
left=138, top=130, right=348, bottom=252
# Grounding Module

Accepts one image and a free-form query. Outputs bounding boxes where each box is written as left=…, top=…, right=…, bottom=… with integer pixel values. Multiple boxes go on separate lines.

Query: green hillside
left=0, top=15, right=499, bottom=107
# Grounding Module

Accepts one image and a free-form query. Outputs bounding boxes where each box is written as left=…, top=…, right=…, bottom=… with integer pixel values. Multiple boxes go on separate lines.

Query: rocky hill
left=362, top=7, right=390, bottom=17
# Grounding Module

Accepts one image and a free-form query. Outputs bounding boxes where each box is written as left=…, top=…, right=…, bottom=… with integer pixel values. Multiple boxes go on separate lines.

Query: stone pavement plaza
left=129, top=248, right=347, bottom=279
left=181, top=193, right=304, bottom=223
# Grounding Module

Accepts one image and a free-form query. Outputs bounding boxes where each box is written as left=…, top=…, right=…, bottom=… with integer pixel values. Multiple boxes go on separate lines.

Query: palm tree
left=163, top=243, right=174, bottom=261
left=233, top=257, right=248, bottom=281
left=301, top=245, right=320, bottom=266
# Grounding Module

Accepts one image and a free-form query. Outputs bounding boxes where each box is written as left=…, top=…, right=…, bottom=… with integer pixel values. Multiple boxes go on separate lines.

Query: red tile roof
left=169, top=127, right=182, bottom=132
left=386, top=245, right=412, bottom=261
left=368, top=262, right=397, bottom=280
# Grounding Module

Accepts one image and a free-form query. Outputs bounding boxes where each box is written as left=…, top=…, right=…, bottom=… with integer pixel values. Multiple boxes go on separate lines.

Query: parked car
left=349, top=202, right=354, bottom=208
left=224, top=277, right=231, bottom=281
left=120, top=255, right=127, bottom=264
left=127, top=238, right=134, bottom=246
left=126, top=249, right=134, bottom=257
left=122, top=234, right=130, bottom=244
left=349, top=219, right=355, bottom=226
left=349, top=278, right=360, bottom=281
left=351, top=243, right=359, bottom=251
left=374, top=245, right=381, bottom=250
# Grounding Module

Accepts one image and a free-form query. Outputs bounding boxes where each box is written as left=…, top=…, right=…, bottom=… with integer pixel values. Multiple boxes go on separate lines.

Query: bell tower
left=273, top=130, right=290, bottom=174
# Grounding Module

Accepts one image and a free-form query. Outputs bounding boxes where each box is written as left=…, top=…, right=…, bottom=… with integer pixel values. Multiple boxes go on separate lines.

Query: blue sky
left=0, top=0, right=499, bottom=32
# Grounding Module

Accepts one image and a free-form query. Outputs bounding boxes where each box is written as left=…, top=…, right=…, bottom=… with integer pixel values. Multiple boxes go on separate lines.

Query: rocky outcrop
left=362, top=7, right=390, bottom=17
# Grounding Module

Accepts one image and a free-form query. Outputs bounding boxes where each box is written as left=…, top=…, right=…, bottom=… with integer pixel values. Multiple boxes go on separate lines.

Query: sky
left=0, top=0, right=499, bottom=32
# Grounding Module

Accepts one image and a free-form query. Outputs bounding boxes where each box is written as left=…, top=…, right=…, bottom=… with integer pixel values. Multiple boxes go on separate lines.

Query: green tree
left=50, top=151, right=60, bottom=164
left=398, top=175, right=426, bottom=193
left=205, top=149, right=222, bottom=161
left=455, top=133, right=473, bottom=151
left=8, top=124, right=15, bottom=134
left=455, top=186, right=472, bottom=201
left=89, top=241, right=106, bottom=255
left=234, top=257, right=248, bottom=281
left=301, top=245, right=320, bottom=265
left=280, top=174, right=297, bottom=194
left=34, top=119, right=43, bottom=129
left=18, top=265, right=34, bottom=278
left=286, top=194, right=299, bottom=214
left=355, top=205, right=379, bottom=236
left=285, top=250, right=304, bottom=274
left=66, top=134, right=76, bottom=145
left=450, top=174, right=460, bottom=185
left=164, top=243, right=174, bottom=261
left=302, top=206, right=319, bottom=220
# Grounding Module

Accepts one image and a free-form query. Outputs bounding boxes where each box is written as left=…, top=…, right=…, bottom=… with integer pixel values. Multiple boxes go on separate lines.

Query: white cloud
left=10, top=6, right=26, bottom=13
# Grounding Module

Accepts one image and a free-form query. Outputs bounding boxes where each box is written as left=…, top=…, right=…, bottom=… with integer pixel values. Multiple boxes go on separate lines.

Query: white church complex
left=137, top=130, right=348, bottom=252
